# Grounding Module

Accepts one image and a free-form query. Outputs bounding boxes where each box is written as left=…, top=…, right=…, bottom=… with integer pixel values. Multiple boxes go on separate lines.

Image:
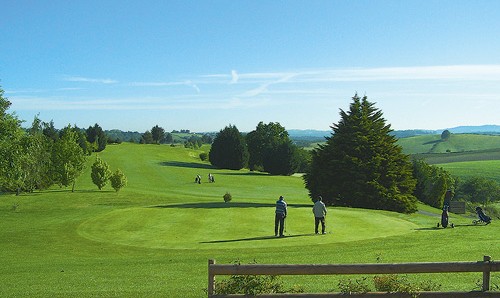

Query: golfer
left=313, top=196, right=327, bottom=234
left=274, top=195, right=287, bottom=237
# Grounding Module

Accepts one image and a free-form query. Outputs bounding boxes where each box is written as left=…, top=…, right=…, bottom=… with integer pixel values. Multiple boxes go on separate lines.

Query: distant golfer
left=313, top=196, right=327, bottom=234
left=275, top=196, right=287, bottom=237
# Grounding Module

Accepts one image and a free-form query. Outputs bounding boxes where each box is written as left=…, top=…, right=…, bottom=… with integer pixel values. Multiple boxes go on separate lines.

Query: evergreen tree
left=151, top=125, right=165, bottom=144
left=304, top=94, right=417, bottom=213
left=209, top=125, right=248, bottom=170
left=86, top=123, right=107, bottom=152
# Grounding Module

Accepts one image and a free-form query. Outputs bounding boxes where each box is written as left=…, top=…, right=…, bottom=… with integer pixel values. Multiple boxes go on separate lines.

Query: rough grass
left=1, top=143, right=499, bottom=297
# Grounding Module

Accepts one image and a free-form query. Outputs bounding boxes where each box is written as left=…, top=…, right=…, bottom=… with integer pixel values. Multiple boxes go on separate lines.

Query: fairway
left=1, top=143, right=499, bottom=297
left=78, top=205, right=418, bottom=249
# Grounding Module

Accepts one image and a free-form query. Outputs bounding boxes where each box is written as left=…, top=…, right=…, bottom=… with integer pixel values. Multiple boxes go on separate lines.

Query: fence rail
left=208, top=256, right=500, bottom=297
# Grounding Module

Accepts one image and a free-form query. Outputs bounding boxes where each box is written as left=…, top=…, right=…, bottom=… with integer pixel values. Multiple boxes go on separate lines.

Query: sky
left=1, top=0, right=500, bottom=133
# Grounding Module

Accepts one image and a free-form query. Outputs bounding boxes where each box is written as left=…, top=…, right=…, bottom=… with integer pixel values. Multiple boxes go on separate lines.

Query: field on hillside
left=1, top=143, right=499, bottom=297
left=398, top=133, right=500, bottom=154
left=437, top=160, right=500, bottom=183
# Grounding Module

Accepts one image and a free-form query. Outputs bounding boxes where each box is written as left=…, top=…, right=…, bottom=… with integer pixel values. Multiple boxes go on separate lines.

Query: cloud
left=241, top=73, right=297, bottom=97
left=230, top=70, right=239, bottom=84
left=130, top=80, right=200, bottom=93
left=294, top=65, right=500, bottom=83
left=63, top=76, right=118, bottom=84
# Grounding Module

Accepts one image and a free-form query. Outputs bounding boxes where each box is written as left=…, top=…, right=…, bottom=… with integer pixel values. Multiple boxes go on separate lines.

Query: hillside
left=1, top=143, right=499, bottom=297
left=398, top=133, right=500, bottom=155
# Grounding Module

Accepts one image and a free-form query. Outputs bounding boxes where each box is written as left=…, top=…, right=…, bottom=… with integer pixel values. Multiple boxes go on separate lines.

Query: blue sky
left=1, top=0, right=500, bottom=133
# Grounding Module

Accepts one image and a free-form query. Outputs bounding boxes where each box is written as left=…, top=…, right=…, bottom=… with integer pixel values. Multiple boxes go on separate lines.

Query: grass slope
left=398, top=133, right=500, bottom=154
left=1, top=143, right=499, bottom=297
left=437, top=160, right=500, bottom=183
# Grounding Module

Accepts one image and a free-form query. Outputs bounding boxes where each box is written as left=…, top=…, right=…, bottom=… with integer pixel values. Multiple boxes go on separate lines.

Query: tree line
left=0, top=86, right=124, bottom=194
left=209, top=94, right=500, bottom=214
left=2, top=85, right=497, bottom=214
left=209, top=122, right=310, bottom=175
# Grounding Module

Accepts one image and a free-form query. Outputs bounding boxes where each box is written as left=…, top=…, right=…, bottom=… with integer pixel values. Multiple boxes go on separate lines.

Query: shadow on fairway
left=200, top=233, right=315, bottom=244
left=44, top=189, right=112, bottom=194
left=415, top=223, right=482, bottom=231
left=159, top=161, right=214, bottom=169
left=152, top=202, right=311, bottom=209
left=217, top=172, right=269, bottom=176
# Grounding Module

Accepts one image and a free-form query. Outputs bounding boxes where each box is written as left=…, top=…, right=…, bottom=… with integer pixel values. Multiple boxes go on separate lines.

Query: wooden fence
left=208, top=256, right=499, bottom=297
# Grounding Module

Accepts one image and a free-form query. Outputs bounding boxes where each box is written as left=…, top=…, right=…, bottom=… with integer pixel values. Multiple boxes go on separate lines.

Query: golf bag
left=473, top=206, right=491, bottom=225
left=437, top=205, right=454, bottom=228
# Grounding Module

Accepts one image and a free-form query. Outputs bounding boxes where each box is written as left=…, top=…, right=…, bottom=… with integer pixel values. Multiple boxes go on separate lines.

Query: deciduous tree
left=52, top=125, right=87, bottom=192
left=209, top=125, right=248, bottom=170
left=412, top=159, right=455, bottom=208
left=109, top=168, right=127, bottom=192
left=91, top=156, right=111, bottom=190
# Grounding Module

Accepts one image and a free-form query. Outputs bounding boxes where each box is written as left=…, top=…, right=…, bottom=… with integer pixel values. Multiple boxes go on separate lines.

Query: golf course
left=1, top=142, right=499, bottom=297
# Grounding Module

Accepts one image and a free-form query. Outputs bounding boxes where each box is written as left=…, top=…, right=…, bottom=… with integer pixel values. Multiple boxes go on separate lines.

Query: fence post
left=208, top=259, right=215, bottom=296
left=483, top=255, right=491, bottom=292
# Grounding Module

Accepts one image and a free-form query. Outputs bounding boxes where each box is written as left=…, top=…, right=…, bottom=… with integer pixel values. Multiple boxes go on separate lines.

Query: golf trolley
left=473, top=206, right=492, bottom=225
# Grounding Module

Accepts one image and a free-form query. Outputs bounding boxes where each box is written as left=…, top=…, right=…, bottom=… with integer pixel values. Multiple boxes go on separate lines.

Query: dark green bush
left=223, top=192, right=232, bottom=203
left=199, top=152, right=208, bottom=161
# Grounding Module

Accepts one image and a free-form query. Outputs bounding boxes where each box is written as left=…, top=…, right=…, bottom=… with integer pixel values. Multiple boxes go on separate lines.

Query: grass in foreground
left=1, top=143, right=499, bottom=297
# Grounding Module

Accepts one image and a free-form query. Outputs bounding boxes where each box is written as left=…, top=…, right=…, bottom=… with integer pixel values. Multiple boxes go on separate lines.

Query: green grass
left=398, top=133, right=500, bottom=154
left=1, top=143, right=499, bottom=297
left=412, top=148, right=500, bottom=165
left=437, top=160, right=500, bottom=183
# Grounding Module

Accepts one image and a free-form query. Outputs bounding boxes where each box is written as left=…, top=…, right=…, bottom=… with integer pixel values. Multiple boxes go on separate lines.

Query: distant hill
left=397, top=133, right=500, bottom=155
left=288, top=125, right=500, bottom=145
left=447, top=125, right=500, bottom=134
left=103, top=125, right=500, bottom=146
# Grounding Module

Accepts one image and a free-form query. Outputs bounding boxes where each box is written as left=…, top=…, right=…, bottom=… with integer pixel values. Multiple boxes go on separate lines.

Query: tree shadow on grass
left=200, top=233, right=315, bottom=244
left=217, top=172, right=270, bottom=176
left=159, top=161, right=214, bottom=169
left=423, top=140, right=442, bottom=145
left=151, top=202, right=311, bottom=209
left=415, top=223, right=483, bottom=231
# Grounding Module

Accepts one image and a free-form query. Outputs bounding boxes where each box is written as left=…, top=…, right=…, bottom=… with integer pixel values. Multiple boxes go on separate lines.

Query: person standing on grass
left=275, top=196, right=287, bottom=237
left=313, top=196, right=327, bottom=234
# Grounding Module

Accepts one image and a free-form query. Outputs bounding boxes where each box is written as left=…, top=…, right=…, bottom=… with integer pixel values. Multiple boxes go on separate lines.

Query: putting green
left=77, top=203, right=419, bottom=249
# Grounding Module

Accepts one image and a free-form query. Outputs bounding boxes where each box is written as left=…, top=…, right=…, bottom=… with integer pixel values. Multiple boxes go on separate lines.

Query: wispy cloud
left=241, top=73, right=297, bottom=97
left=293, top=65, right=500, bottom=83
left=230, top=70, right=239, bottom=84
left=130, top=80, right=200, bottom=93
left=63, top=76, right=118, bottom=84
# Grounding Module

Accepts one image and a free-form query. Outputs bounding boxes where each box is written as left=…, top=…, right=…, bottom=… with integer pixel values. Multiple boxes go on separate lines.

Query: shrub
left=223, top=192, right=232, bottom=203
left=199, top=152, right=208, bottom=161
left=338, top=277, right=371, bottom=294
left=91, top=156, right=111, bottom=190
left=213, top=260, right=304, bottom=295
left=109, top=169, right=127, bottom=192
left=373, top=274, right=441, bottom=295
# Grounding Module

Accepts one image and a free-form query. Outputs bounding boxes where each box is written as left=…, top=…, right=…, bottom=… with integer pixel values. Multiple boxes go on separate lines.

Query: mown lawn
left=1, top=143, right=499, bottom=297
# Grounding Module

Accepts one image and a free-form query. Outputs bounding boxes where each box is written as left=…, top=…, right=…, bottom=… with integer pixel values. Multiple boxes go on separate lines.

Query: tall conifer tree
left=304, top=94, right=417, bottom=213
